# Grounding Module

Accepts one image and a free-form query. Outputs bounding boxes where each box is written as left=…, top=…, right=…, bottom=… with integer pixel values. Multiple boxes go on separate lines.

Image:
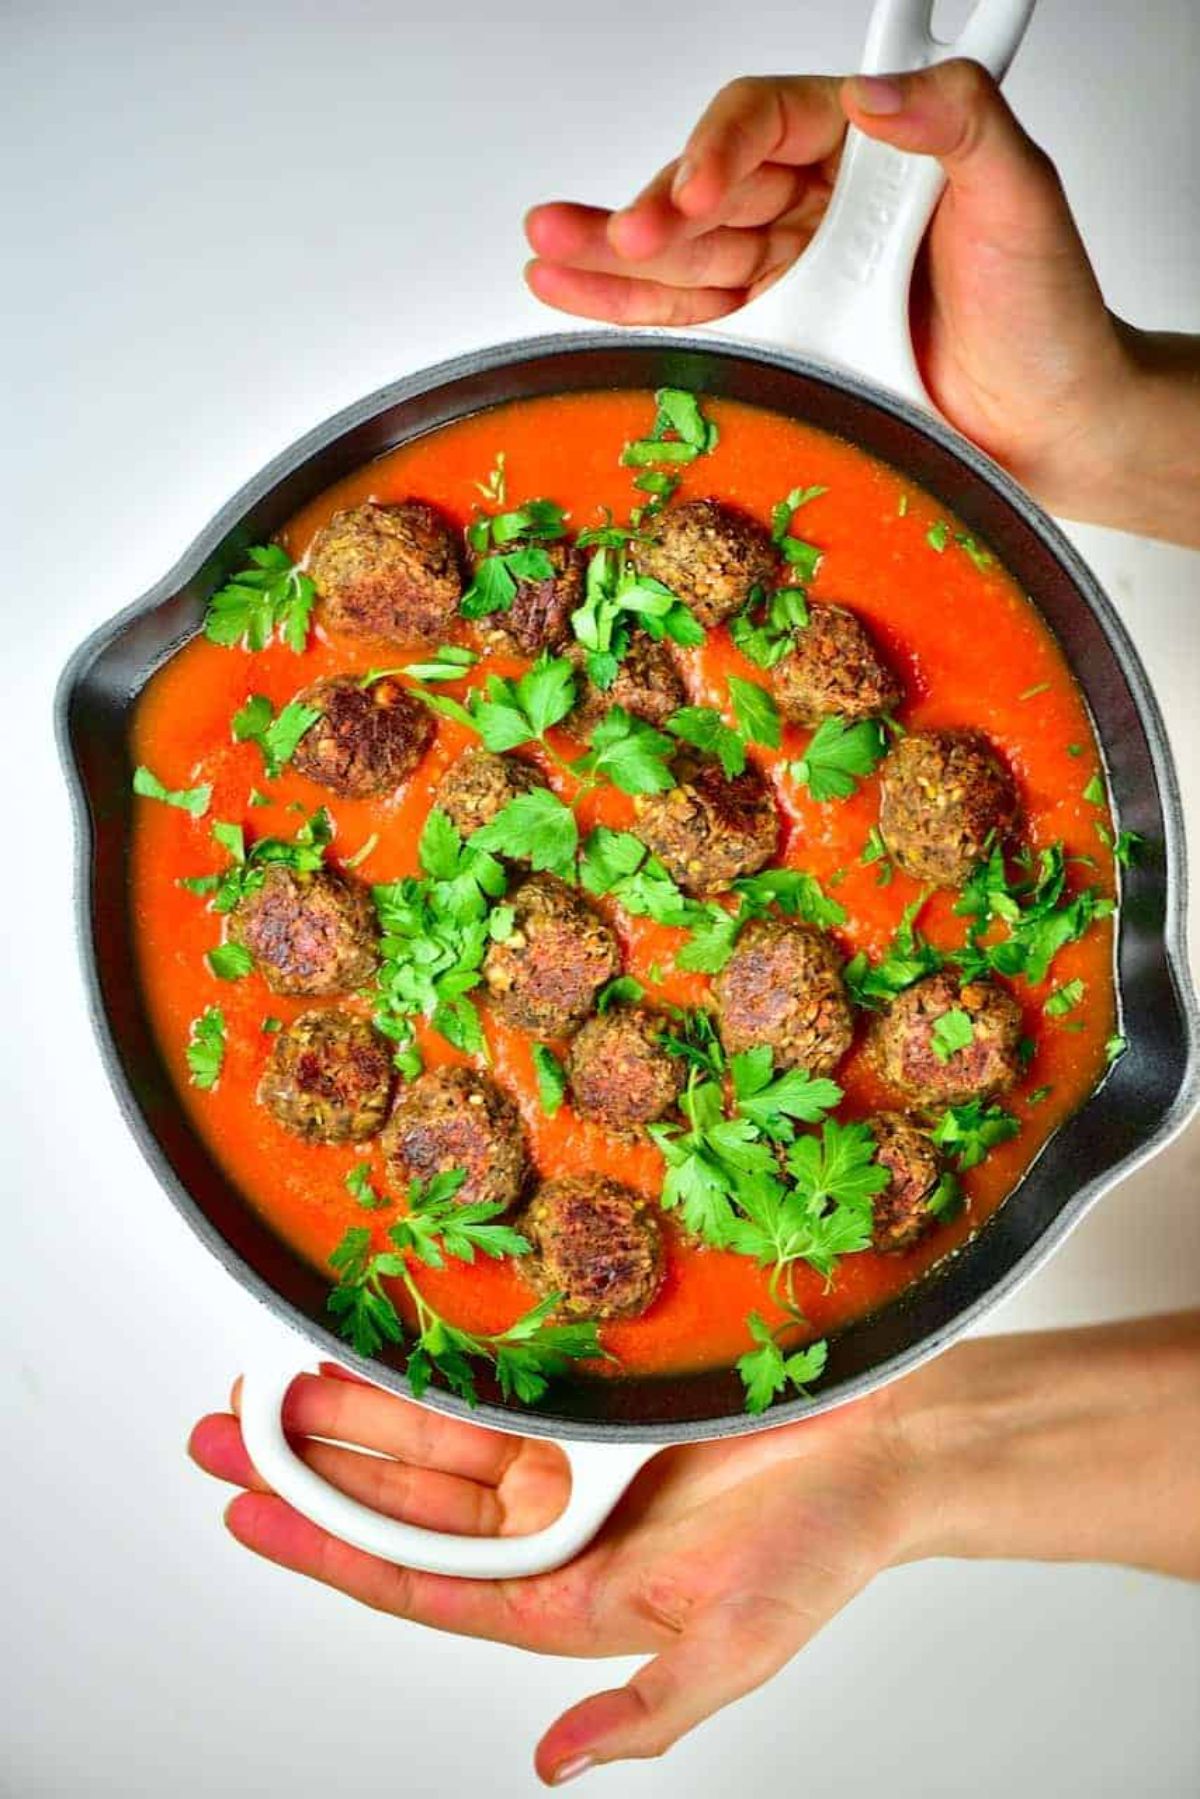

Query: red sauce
left=129, top=391, right=1116, bottom=1378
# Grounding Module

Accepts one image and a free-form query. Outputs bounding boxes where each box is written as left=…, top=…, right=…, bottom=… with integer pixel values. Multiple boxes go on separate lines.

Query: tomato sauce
left=129, top=391, right=1117, bottom=1378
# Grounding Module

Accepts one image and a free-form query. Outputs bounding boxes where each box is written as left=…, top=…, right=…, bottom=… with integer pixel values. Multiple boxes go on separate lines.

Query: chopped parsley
left=729, top=582, right=810, bottom=670
left=570, top=544, right=703, bottom=691
left=181, top=807, right=334, bottom=915
left=397, top=645, right=479, bottom=683
left=931, top=1101, right=1020, bottom=1170
left=207, top=941, right=254, bottom=982
left=203, top=544, right=316, bottom=654
left=1044, top=978, right=1085, bottom=1019
left=596, top=975, right=646, bottom=1013
left=1105, top=1033, right=1127, bottom=1064
left=737, top=1314, right=828, bottom=1415
left=666, top=678, right=780, bottom=781
left=531, top=1043, right=568, bottom=1116
left=954, top=842, right=1114, bottom=986
left=860, top=825, right=894, bottom=885
left=790, top=715, right=888, bottom=802
left=573, top=707, right=677, bottom=796
left=185, top=1006, right=226, bottom=1090
left=470, top=787, right=578, bottom=879
left=345, top=1162, right=386, bottom=1209
left=926, top=520, right=950, bottom=552
left=231, top=694, right=321, bottom=778
left=132, top=764, right=212, bottom=818
left=1082, top=773, right=1106, bottom=806
left=843, top=897, right=942, bottom=1009
left=620, top=387, right=719, bottom=468
left=930, top=1008, right=975, bottom=1063
left=770, top=486, right=825, bottom=583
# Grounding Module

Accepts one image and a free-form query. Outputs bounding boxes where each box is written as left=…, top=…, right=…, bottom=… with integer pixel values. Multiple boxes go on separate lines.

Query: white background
left=4, top=2, right=1199, bottom=1794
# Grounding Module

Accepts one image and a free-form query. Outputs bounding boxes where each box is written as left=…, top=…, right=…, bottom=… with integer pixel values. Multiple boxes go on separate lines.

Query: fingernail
left=551, top=1754, right=596, bottom=1785
left=850, top=74, right=905, bottom=115
left=671, top=159, right=695, bottom=202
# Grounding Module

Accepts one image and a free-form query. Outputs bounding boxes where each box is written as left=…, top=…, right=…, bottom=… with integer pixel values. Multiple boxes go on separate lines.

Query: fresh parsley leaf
left=843, top=897, right=942, bottom=1009
left=926, top=520, right=950, bottom=552
left=731, top=1046, right=842, bottom=1141
left=232, top=694, right=321, bottom=778
left=470, top=788, right=579, bottom=878
left=770, top=488, right=825, bottom=581
left=931, top=1101, right=1020, bottom=1171
left=397, top=644, right=479, bottom=683
left=790, top=716, right=887, bottom=802
left=576, top=706, right=676, bottom=796
left=668, top=705, right=746, bottom=777
left=930, top=1008, right=974, bottom=1063
left=531, top=1043, right=567, bottom=1117
left=954, top=842, right=1113, bottom=986
left=132, top=764, right=212, bottom=818
left=737, top=1313, right=828, bottom=1415
left=727, top=676, right=781, bottom=749
left=621, top=387, right=719, bottom=467
left=1044, top=978, right=1085, bottom=1018
left=732, top=867, right=847, bottom=931
left=1082, top=774, right=1106, bottom=806
left=185, top=1006, right=225, bottom=1090
left=207, top=941, right=254, bottom=981
left=1105, top=1033, right=1127, bottom=1064
left=596, top=975, right=647, bottom=1014
left=472, top=656, right=577, bottom=750
left=662, top=1007, right=726, bottom=1079
left=730, top=583, right=811, bottom=670
left=390, top=1172, right=531, bottom=1269
left=861, top=825, right=894, bottom=885
left=346, top=1162, right=386, bottom=1209
left=203, top=544, right=316, bottom=653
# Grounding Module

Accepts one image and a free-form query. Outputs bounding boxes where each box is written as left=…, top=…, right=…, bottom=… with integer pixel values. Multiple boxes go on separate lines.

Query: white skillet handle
left=239, top=1359, right=657, bottom=1578
left=743, top=0, right=1037, bottom=408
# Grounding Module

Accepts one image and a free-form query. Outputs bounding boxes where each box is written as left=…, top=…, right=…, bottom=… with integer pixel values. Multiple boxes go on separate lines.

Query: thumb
left=534, top=1596, right=804, bottom=1784
left=841, top=57, right=1071, bottom=241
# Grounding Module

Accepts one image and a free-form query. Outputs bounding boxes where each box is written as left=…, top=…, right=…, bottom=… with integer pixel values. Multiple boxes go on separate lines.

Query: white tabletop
left=4, top=2, right=1198, bottom=1794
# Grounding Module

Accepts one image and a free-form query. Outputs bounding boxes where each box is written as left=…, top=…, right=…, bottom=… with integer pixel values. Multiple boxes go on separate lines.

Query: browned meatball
left=382, top=1066, right=526, bottom=1211
left=870, top=971, right=1023, bottom=1107
left=631, top=499, right=778, bottom=627
left=291, top=673, right=433, bottom=798
left=482, top=874, right=619, bottom=1037
left=633, top=752, right=778, bottom=896
left=567, top=1006, right=684, bottom=1128
left=869, top=1113, right=946, bottom=1254
left=229, top=865, right=378, bottom=997
left=434, top=747, right=548, bottom=843
left=309, top=500, right=462, bottom=643
left=878, top=730, right=1018, bottom=887
left=258, top=1008, right=393, bottom=1143
left=478, top=540, right=585, bottom=654
left=521, top=1174, right=664, bottom=1319
left=570, top=631, right=687, bottom=733
left=714, top=917, right=853, bottom=1074
left=769, top=601, right=902, bottom=726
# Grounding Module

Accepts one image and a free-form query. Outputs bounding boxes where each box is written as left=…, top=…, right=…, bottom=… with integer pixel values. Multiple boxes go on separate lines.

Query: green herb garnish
left=931, top=1100, right=1020, bottom=1170
left=531, top=1043, right=568, bottom=1117
left=207, top=941, right=254, bottom=981
left=132, top=764, right=212, bottom=818
left=1045, top=978, right=1085, bottom=1019
left=185, top=1006, right=226, bottom=1090
left=203, top=544, right=316, bottom=653
left=930, top=1008, right=974, bottom=1063
left=231, top=694, right=321, bottom=778
left=790, top=716, right=888, bottom=802
left=346, top=1162, right=387, bottom=1209
left=737, top=1314, right=828, bottom=1415
left=620, top=387, right=719, bottom=468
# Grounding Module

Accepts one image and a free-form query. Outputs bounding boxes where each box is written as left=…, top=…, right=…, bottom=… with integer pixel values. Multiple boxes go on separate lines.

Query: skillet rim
left=55, top=327, right=1200, bottom=1445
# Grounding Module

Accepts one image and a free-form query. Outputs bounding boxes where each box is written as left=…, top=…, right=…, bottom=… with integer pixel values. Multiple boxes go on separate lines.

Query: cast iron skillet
left=56, top=0, right=1200, bottom=1578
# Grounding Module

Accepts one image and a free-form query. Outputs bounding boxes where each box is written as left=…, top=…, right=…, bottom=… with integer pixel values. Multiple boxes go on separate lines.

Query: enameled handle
left=738, top=0, right=1037, bottom=407
left=239, top=1359, right=656, bottom=1579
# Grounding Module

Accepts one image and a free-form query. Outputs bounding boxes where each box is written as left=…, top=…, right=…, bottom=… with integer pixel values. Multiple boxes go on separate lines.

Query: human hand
left=524, top=60, right=1145, bottom=525
left=188, top=1364, right=914, bottom=1783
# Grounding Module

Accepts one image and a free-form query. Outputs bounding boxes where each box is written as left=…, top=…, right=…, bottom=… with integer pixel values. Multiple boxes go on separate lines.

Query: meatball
left=290, top=673, right=433, bottom=798
left=870, top=971, right=1023, bottom=1107
left=566, top=1006, right=683, bottom=1128
left=521, top=1174, right=664, bottom=1320
left=482, top=874, right=619, bottom=1037
left=633, top=752, right=778, bottom=896
left=308, top=500, right=462, bottom=643
left=478, top=539, right=585, bottom=654
left=229, top=864, right=378, bottom=997
left=258, top=1008, right=393, bottom=1143
left=714, top=917, right=853, bottom=1074
left=434, top=747, right=547, bottom=843
left=878, top=730, right=1018, bottom=887
left=382, top=1066, right=526, bottom=1211
left=869, top=1113, right=945, bottom=1254
left=631, top=498, right=778, bottom=627
left=769, top=601, right=902, bottom=726
left=570, top=631, right=687, bottom=733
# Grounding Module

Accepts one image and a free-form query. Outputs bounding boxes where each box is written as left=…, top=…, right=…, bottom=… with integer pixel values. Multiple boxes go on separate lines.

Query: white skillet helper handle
left=743, top=0, right=1036, bottom=408
left=238, top=0, right=1037, bottom=1584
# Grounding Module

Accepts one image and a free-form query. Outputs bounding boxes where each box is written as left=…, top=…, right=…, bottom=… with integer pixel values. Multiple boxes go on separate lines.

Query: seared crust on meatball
left=435, top=747, right=547, bottom=843
left=633, top=751, right=778, bottom=896
left=714, top=917, right=853, bottom=1074
left=630, top=499, right=778, bottom=627
left=879, top=730, right=1018, bottom=887
left=309, top=500, right=462, bottom=643
left=570, top=631, right=687, bottom=733
left=567, top=1006, right=684, bottom=1129
left=482, top=874, right=620, bottom=1038
left=869, top=1113, right=945, bottom=1254
left=870, top=971, right=1023, bottom=1107
left=229, top=865, right=378, bottom=997
left=291, top=673, right=433, bottom=798
left=382, top=1066, right=526, bottom=1211
left=769, top=601, right=902, bottom=726
left=258, top=1008, right=393, bottom=1144
left=521, top=1174, right=664, bottom=1319
left=479, top=539, right=585, bottom=655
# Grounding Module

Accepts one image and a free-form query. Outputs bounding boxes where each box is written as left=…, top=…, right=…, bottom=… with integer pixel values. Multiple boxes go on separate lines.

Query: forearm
left=892, top=1312, right=1200, bottom=1578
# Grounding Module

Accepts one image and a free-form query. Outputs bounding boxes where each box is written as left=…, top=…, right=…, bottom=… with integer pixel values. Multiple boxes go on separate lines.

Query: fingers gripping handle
left=742, top=0, right=1037, bottom=407
left=239, top=1363, right=657, bottom=1579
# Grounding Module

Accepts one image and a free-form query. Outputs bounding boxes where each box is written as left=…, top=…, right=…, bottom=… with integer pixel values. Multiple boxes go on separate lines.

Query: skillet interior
left=58, top=332, right=1199, bottom=1440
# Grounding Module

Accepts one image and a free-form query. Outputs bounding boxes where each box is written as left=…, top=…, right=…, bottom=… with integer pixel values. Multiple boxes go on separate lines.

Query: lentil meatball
left=879, top=730, right=1018, bottom=887
left=633, top=751, right=778, bottom=896
left=258, top=1008, right=393, bottom=1144
left=435, top=747, right=548, bottom=843
left=869, top=1113, right=946, bottom=1254
left=570, top=631, right=687, bottom=733
left=308, top=500, right=462, bottom=643
left=229, top=864, right=378, bottom=997
left=631, top=498, right=778, bottom=627
left=566, top=1006, right=684, bottom=1128
left=713, top=917, right=854, bottom=1074
left=482, top=874, right=619, bottom=1037
left=521, top=1174, right=664, bottom=1320
left=478, top=539, right=585, bottom=654
left=870, top=971, right=1023, bottom=1107
left=769, top=601, right=902, bottom=726
left=290, top=673, right=433, bottom=798
left=382, top=1067, right=526, bottom=1211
